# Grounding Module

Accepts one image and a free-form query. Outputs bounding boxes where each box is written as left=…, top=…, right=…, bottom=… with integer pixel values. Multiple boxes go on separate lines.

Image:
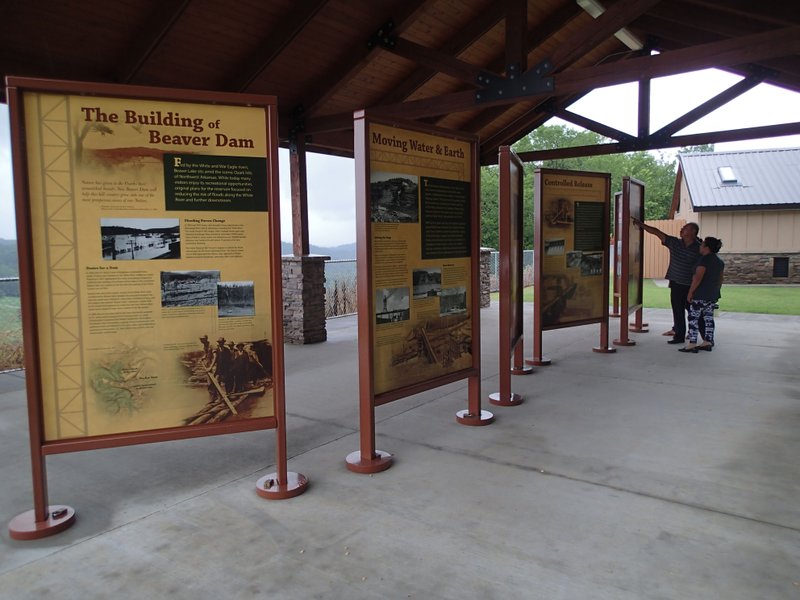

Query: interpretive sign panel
left=613, top=176, right=647, bottom=346
left=10, top=79, right=281, bottom=448
left=365, top=121, right=477, bottom=398
left=626, top=178, right=645, bottom=313
left=502, top=148, right=524, bottom=351
left=535, top=169, right=610, bottom=330
left=349, top=114, right=488, bottom=472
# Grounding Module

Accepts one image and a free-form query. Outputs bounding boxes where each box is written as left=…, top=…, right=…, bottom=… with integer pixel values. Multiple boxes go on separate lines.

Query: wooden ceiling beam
left=225, top=0, right=330, bottom=92
left=479, top=27, right=798, bottom=155
left=376, top=2, right=505, bottom=106
left=646, top=2, right=769, bottom=38
left=297, top=0, right=428, bottom=120
left=374, top=25, right=800, bottom=124
left=113, top=0, right=192, bottom=83
left=651, top=73, right=765, bottom=140
left=504, top=0, right=528, bottom=73
left=555, top=26, right=800, bottom=96
left=514, top=121, right=800, bottom=163
left=679, top=0, right=799, bottom=27
left=386, top=37, right=485, bottom=86
left=437, top=2, right=583, bottom=133
left=550, top=0, right=661, bottom=68
left=547, top=107, right=637, bottom=143
left=439, top=0, right=651, bottom=137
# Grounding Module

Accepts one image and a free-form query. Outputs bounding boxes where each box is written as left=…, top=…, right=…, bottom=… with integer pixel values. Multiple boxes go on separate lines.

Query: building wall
left=670, top=172, right=800, bottom=283
left=696, top=210, right=800, bottom=253
left=642, top=219, right=685, bottom=279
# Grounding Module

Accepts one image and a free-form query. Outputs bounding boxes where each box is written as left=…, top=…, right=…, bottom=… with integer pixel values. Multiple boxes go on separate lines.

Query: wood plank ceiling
left=1, top=0, right=799, bottom=164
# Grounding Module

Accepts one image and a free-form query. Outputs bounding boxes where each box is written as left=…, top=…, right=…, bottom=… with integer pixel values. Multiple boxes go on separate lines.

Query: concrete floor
left=1, top=304, right=799, bottom=599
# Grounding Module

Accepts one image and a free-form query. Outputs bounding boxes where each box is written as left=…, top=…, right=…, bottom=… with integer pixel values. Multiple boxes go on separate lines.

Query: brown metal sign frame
left=348, top=112, right=492, bottom=473
left=530, top=168, right=615, bottom=363
left=7, top=77, right=306, bottom=540
left=489, top=146, right=531, bottom=407
left=614, top=176, right=649, bottom=346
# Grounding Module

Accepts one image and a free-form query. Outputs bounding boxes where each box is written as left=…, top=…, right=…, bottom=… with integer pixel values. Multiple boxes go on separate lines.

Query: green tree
left=480, top=125, right=684, bottom=247
left=480, top=164, right=499, bottom=249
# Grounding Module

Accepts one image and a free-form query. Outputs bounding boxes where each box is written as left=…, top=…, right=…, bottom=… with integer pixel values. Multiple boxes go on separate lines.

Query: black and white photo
left=101, top=218, right=180, bottom=260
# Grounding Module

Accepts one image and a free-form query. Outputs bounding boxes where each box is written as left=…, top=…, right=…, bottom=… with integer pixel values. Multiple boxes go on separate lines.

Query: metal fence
left=487, top=250, right=535, bottom=291
left=325, top=259, right=358, bottom=318
left=0, top=277, right=23, bottom=372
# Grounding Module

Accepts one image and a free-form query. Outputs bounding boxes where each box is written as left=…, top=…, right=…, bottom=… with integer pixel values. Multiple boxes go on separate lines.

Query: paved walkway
left=1, top=305, right=799, bottom=599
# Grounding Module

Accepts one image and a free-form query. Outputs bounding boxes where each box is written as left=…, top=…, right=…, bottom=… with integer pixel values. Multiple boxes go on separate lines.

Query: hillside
left=0, top=239, right=18, bottom=277
left=280, top=241, right=356, bottom=260
left=0, top=239, right=356, bottom=279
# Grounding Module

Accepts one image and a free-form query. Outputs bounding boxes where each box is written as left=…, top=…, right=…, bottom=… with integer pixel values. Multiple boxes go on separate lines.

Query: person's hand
left=631, top=217, right=641, bottom=227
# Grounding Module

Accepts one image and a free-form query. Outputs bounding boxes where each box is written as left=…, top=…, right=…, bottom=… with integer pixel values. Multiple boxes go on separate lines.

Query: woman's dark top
left=694, top=253, right=724, bottom=301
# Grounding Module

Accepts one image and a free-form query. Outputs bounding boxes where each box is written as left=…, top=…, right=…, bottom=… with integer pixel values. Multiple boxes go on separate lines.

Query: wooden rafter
left=376, top=2, right=505, bottom=106
left=549, top=0, right=660, bottom=69
left=514, top=122, right=800, bottom=163
left=225, top=0, right=330, bottom=92
left=449, top=2, right=584, bottom=134
left=386, top=38, right=484, bottom=86
left=651, top=73, right=765, bottom=140
left=371, top=25, right=800, bottom=124
left=293, top=0, right=428, bottom=120
left=504, top=0, right=527, bottom=73
left=113, top=0, right=192, bottom=83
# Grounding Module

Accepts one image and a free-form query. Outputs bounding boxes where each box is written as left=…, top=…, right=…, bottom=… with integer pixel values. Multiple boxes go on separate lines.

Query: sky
left=2, top=68, right=799, bottom=246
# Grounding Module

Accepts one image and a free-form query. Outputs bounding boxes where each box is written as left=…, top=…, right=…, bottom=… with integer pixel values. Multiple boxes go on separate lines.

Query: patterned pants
left=687, top=300, right=716, bottom=345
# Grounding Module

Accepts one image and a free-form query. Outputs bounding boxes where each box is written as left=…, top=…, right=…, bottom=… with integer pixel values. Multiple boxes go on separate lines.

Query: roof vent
left=718, top=166, right=738, bottom=184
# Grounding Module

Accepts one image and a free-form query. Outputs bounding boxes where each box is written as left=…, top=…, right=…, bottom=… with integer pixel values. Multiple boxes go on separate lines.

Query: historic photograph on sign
left=371, top=172, right=419, bottom=222
left=180, top=335, right=272, bottom=425
left=440, top=286, right=467, bottom=315
left=160, top=270, right=220, bottom=307
left=101, top=218, right=180, bottom=260
left=376, top=287, right=410, bottom=324
left=413, top=268, right=441, bottom=299
left=217, top=281, right=256, bottom=317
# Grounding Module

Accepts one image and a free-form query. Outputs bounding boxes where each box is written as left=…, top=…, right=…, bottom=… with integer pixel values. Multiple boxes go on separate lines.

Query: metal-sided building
left=671, top=148, right=800, bottom=284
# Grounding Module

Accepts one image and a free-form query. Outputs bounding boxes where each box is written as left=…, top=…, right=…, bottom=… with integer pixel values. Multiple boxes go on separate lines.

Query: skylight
left=718, top=166, right=738, bottom=184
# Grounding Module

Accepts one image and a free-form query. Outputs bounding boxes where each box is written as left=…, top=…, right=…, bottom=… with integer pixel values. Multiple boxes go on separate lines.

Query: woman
left=680, top=236, right=724, bottom=353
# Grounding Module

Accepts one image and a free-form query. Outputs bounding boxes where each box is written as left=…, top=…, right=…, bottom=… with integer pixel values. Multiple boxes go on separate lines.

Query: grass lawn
left=0, top=296, right=22, bottom=341
left=493, top=280, right=800, bottom=316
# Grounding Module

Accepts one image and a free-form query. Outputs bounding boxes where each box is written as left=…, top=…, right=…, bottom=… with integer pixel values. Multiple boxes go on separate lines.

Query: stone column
left=480, top=247, right=494, bottom=308
left=281, top=255, right=330, bottom=344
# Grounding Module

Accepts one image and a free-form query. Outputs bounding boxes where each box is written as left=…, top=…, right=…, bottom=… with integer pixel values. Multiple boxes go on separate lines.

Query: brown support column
left=638, top=78, right=650, bottom=140
left=290, top=136, right=310, bottom=257
left=283, top=135, right=329, bottom=344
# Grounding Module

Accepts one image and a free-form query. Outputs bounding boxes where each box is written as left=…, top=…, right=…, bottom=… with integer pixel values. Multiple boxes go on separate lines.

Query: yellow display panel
left=22, top=91, right=275, bottom=441
left=368, top=123, right=473, bottom=396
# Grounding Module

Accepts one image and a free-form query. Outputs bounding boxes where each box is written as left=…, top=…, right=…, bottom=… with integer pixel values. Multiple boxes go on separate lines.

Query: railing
left=488, top=250, right=535, bottom=292
left=0, top=277, right=23, bottom=372
left=325, top=259, right=358, bottom=318
left=323, top=252, right=536, bottom=316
